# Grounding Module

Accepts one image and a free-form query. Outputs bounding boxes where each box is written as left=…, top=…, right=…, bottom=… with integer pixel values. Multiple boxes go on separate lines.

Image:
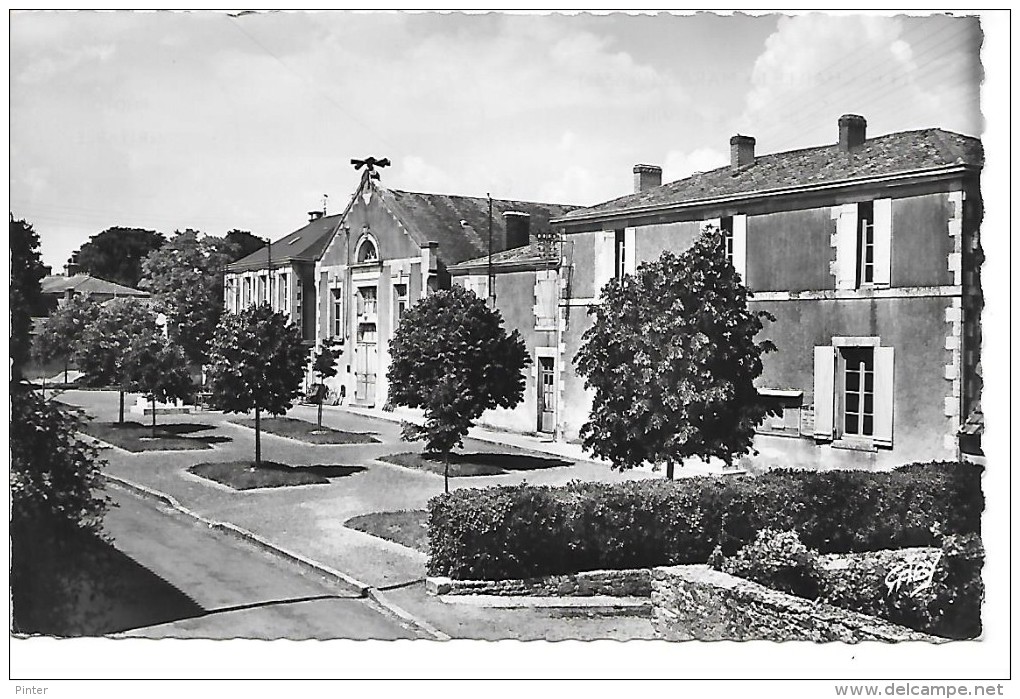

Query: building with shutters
left=223, top=173, right=577, bottom=407
left=471, top=115, right=983, bottom=469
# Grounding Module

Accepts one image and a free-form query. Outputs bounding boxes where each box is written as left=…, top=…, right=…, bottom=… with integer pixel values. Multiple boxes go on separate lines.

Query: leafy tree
left=387, top=285, right=530, bottom=492
left=206, top=304, right=309, bottom=465
left=77, top=298, right=159, bottom=424
left=122, top=330, right=194, bottom=437
left=10, top=217, right=48, bottom=381
left=73, top=226, right=165, bottom=288
left=224, top=229, right=266, bottom=262
left=139, top=229, right=234, bottom=366
left=574, top=225, right=776, bottom=479
left=311, top=338, right=343, bottom=429
left=32, top=294, right=102, bottom=384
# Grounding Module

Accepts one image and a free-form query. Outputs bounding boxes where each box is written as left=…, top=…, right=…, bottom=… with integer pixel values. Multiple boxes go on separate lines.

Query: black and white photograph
left=7, top=7, right=1010, bottom=690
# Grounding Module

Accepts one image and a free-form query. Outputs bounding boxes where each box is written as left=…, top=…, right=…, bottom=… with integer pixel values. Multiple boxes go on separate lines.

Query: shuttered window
left=813, top=341, right=894, bottom=446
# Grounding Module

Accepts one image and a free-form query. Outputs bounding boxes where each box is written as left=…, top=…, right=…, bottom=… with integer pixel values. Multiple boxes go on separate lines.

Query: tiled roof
left=40, top=274, right=149, bottom=297
left=227, top=214, right=341, bottom=271
left=449, top=242, right=555, bottom=271
left=559, top=129, right=983, bottom=221
left=377, top=188, right=578, bottom=265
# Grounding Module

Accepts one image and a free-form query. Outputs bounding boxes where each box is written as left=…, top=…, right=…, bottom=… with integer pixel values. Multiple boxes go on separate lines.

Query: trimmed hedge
left=426, top=461, right=982, bottom=580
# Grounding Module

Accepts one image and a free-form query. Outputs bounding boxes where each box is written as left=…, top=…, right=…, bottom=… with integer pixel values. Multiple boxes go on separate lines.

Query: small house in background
left=39, top=270, right=150, bottom=314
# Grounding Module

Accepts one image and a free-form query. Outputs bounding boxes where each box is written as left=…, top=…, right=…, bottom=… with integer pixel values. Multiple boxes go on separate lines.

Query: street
left=105, top=486, right=421, bottom=640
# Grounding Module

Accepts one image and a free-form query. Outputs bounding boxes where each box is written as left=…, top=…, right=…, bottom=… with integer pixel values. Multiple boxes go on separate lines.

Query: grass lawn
left=81, top=421, right=228, bottom=452
left=345, top=510, right=429, bottom=553
left=189, top=461, right=367, bottom=490
left=379, top=451, right=572, bottom=477
left=229, top=417, right=380, bottom=444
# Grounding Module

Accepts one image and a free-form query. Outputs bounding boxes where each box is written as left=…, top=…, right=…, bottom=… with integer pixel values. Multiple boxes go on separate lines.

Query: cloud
left=738, top=14, right=981, bottom=150
left=663, top=147, right=728, bottom=181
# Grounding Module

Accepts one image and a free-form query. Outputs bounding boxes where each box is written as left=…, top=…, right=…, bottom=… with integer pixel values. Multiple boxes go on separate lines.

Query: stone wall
left=651, top=565, right=940, bottom=643
left=427, top=568, right=650, bottom=597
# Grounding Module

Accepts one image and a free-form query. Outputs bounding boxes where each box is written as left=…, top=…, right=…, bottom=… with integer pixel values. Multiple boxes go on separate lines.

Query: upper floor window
left=332, top=289, right=344, bottom=338
left=278, top=274, right=288, bottom=312
left=393, top=283, right=409, bottom=323
left=614, top=229, right=626, bottom=279
left=720, top=216, right=734, bottom=266
left=857, top=202, right=875, bottom=287
left=356, top=238, right=378, bottom=264
left=832, top=200, right=891, bottom=290
left=357, top=286, right=378, bottom=316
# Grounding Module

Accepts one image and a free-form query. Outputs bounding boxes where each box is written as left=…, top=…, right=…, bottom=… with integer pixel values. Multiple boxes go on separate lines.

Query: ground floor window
left=813, top=340, right=894, bottom=447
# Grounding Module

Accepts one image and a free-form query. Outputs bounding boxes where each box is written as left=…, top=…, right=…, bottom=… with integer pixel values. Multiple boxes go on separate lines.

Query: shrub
left=427, top=460, right=982, bottom=581
left=717, top=529, right=822, bottom=599
left=819, top=534, right=984, bottom=639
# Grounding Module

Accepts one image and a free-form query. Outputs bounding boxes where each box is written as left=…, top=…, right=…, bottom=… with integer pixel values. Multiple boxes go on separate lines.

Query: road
left=105, top=486, right=421, bottom=640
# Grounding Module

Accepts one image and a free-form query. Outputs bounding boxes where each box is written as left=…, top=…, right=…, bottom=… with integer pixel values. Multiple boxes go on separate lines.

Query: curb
left=102, top=474, right=450, bottom=641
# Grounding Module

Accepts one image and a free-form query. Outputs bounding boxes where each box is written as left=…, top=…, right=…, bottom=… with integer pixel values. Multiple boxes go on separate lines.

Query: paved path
left=105, top=486, right=420, bottom=640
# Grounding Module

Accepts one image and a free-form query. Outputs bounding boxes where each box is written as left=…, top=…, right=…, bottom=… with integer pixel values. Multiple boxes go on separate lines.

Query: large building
left=223, top=173, right=576, bottom=406
left=459, top=115, right=983, bottom=470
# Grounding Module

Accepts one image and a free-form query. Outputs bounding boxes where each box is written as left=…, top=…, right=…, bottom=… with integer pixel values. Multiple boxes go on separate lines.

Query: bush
left=717, top=529, right=822, bottom=599
left=427, top=461, right=982, bottom=581
left=819, top=534, right=984, bottom=639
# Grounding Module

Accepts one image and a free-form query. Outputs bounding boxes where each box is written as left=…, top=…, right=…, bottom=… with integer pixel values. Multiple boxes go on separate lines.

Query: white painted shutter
left=813, top=346, right=836, bottom=440
left=833, top=204, right=858, bottom=290
left=732, top=214, right=748, bottom=283
left=873, top=346, right=895, bottom=447
left=594, top=230, right=616, bottom=293
left=318, top=272, right=329, bottom=340
left=624, top=227, right=636, bottom=274
left=873, top=198, right=892, bottom=287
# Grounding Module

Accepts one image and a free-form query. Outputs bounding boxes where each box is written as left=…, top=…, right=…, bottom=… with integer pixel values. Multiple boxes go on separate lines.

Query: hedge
left=426, top=461, right=983, bottom=580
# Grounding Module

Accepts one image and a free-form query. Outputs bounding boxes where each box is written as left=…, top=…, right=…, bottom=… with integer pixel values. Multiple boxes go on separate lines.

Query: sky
left=9, top=10, right=987, bottom=272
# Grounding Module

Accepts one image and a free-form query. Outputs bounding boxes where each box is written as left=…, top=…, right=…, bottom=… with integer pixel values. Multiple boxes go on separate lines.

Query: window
left=757, top=389, right=803, bottom=436
left=614, top=229, right=626, bottom=279
left=278, top=274, right=288, bottom=312
left=243, top=277, right=252, bottom=307
left=357, top=323, right=377, bottom=344
left=394, top=283, right=408, bottom=323
left=840, top=347, right=874, bottom=437
left=857, top=202, right=875, bottom=287
left=813, top=341, right=894, bottom=447
left=833, top=200, right=891, bottom=290
left=332, top=289, right=344, bottom=338
left=357, top=286, right=377, bottom=317
left=356, top=238, right=378, bottom=264
left=295, top=283, right=303, bottom=332
left=720, top=216, right=734, bottom=266
left=534, top=271, right=558, bottom=330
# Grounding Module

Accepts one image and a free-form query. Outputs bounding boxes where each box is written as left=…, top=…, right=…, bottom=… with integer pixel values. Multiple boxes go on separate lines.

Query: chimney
left=730, top=135, right=756, bottom=170
left=308, top=210, right=324, bottom=222
left=503, top=211, right=531, bottom=250
left=633, top=164, right=662, bottom=193
left=838, top=114, right=867, bottom=152
left=64, top=253, right=80, bottom=276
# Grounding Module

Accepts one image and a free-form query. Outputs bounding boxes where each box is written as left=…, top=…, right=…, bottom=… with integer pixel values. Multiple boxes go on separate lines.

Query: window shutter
left=873, top=346, right=895, bottom=447
left=318, top=272, right=329, bottom=340
left=624, top=227, right=636, bottom=274
left=813, top=346, right=836, bottom=440
left=833, top=205, right=858, bottom=289
left=732, top=214, right=748, bottom=283
left=872, top=198, right=892, bottom=287
left=594, top=230, right=616, bottom=293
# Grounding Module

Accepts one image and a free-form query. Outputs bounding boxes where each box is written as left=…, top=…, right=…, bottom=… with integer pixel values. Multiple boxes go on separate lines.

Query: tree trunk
left=317, top=399, right=323, bottom=429
left=63, top=360, right=68, bottom=385
left=444, top=453, right=450, bottom=494
left=666, top=459, right=675, bottom=481
left=118, top=391, right=125, bottom=425
left=254, top=406, right=261, bottom=466
left=151, top=396, right=157, bottom=438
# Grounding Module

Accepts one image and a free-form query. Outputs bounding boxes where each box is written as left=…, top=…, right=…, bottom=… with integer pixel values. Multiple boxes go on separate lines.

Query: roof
left=40, top=274, right=149, bottom=298
left=558, top=128, right=983, bottom=222
left=227, top=214, right=341, bottom=272
left=377, top=188, right=578, bottom=265
left=448, top=242, right=557, bottom=273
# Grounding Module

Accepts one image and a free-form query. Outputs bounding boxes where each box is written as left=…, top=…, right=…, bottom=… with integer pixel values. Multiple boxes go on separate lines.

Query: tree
left=122, top=331, right=194, bottom=437
left=311, top=338, right=343, bottom=429
left=73, top=226, right=165, bottom=288
left=206, top=304, right=309, bottom=465
left=139, top=229, right=234, bottom=366
left=32, top=294, right=102, bottom=384
left=10, top=217, right=48, bottom=381
left=77, top=298, right=160, bottom=424
left=224, top=229, right=266, bottom=262
left=387, top=285, right=530, bottom=493
left=574, top=226, right=776, bottom=479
